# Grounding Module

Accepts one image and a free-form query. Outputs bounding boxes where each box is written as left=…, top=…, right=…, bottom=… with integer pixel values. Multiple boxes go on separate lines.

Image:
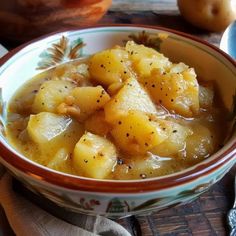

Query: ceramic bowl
left=0, top=0, right=112, bottom=43
left=0, top=25, right=235, bottom=218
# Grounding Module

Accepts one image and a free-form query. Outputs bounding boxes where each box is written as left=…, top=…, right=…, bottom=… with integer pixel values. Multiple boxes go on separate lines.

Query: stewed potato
left=104, top=77, right=157, bottom=123
left=6, top=41, right=227, bottom=180
left=89, top=48, right=132, bottom=86
left=57, top=85, right=110, bottom=121
left=32, top=80, right=76, bottom=113
left=125, top=40, right=171, bottom=76
left=111, top=111, right=168, bottom=155
left=73, top=132, right=117, bottom=179
left=142, top=67, right=199, bottom=117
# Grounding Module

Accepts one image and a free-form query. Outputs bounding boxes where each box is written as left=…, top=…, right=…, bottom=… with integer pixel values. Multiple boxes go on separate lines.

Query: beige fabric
left=0, top=170, right=131, bottom=236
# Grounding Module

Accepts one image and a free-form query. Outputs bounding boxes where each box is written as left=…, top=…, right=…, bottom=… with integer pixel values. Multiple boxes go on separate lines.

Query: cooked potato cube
left=27, top=112, right=84, bottom=165
left=27, top=112, right=72, bottom=144
left=51, top=62, right=90, bottom=85
left=111, top=111, right=168, bottom=155
left=125, top=41, right=171, bottom=76
left=113, top=154, right=164, bottom=180
left=143, top=68, right=199, bottom=117
left=59, top=86, right=110, bottom=121
left=47, top=148, right=74, bottom=174
left=85, top=110, right=111, bottom=136
left=104, top=77, right=157, bottom=123
left=107, top=82, right=124, bottom=96
left=32, top=80, right=75, bottom=113
left=199, top=84, right=214, bottom=108
left=168, top=62, right=189, bottom=74
left=151, top=121, right=193, bottom=157
left=185, top=124, right=215, bottom=161
left=73, top=132, right=117, bottom=179
left=89, top=48, right=132, bottom=86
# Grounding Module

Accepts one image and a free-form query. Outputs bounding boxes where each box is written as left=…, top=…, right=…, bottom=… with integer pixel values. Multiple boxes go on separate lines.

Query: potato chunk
left=73, top=132, right=117, bottom=179
left=151, top=121, right=192, bottom=157
left=32, top=80, right=75, bottom=113
left=27, top=112, right=84, bottom=165
left=47, top=148, right=74, bottom=174
left=199, top=84, right=214, bottom=108
left=113, top=154, right=164, bottom=180
left=143, top=68, right=199, bottom=117
left=58, top=86, right=110, bottom=121
left=185, top=124, right=215, bottom=161
left=104, top=77, right=157, bottom=123
left=111, top=111, right=168, bottom=155
left=27, top=112, right=72, bottom=143
left=85, top=110, right=111, bottom=136
left=125, top=41, right=171, bottom=77
left=51, top=62, right=90, bottom=83
left=89, top=48, right=132, bottom=86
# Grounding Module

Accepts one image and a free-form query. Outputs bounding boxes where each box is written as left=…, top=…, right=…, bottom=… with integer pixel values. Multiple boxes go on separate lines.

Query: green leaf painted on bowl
left=106, top=198, right=130, bottom=213
left=132, top=197, right=163, bottom=211
left=131, top=181, right=213, bottom=212
left=37, top=36, right=86, bottom=70
left=125, top=30, right=164, bottom=51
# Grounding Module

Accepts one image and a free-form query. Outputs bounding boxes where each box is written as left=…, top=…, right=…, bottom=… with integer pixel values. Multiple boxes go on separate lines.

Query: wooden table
left=102, top=1, right=235, bottom=235
left=0, top=1, right=235, bottom=235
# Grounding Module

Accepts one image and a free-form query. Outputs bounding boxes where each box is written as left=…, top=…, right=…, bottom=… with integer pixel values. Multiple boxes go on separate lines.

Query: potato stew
left=6, top=41, right=227, bottom=180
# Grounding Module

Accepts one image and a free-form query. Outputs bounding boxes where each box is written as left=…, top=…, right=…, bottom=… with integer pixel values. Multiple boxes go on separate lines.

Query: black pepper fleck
left=117, top=159, right=124, bottom=165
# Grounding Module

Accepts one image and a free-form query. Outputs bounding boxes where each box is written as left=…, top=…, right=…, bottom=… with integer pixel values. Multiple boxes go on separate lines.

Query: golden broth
left=6, top=42, right=228, bottom=180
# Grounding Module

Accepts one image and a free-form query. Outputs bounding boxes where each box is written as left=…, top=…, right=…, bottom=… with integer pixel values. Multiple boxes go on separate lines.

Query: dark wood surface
left=0, top=1, right=235, bottom=235
left=102, top=1, right=235, bottom=236
left=116, top=165, right=236, bottom=236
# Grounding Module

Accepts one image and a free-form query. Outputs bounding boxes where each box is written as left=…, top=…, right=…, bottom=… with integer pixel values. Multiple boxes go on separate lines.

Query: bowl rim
left=0, top=24, right=236, bottom=193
